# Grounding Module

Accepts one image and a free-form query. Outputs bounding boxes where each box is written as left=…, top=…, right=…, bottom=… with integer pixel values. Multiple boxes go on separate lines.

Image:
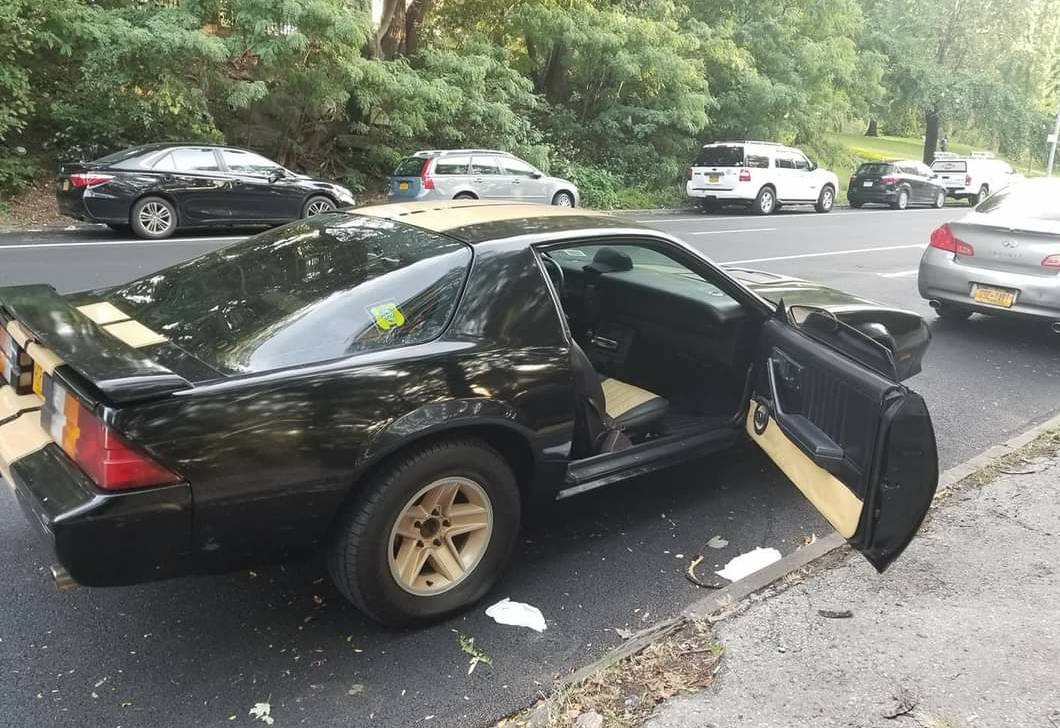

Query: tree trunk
left=539, top=42, right=569, bottom=103
left=404, top=0, right=432, bottom=56
left=865, top=119, right=878, bottom=137
left=381, top=0, right=407, bottom=58
left=923, top=108, right=941, bottom=165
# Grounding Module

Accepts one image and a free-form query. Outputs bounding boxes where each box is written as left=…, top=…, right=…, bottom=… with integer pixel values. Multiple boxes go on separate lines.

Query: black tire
left=815, top=185, right=835, bottom=213
left=892, top=188, right=909, bottom=210
left=302, top=195, right=336, bottom=218
left=753, top=186, right=776, bottom=215
left=551, top=191, right=575, bottom=207
left=130, top=196, right=177, bottom=240
left=972, top=185, right=989, bottom=205
left=933, top=189, right=946, bottom=208
left=328, top=438, right=520, bottom=627
left=935, top=303, right=972, bottom=321
left=453, top=192, right=477, bottom=200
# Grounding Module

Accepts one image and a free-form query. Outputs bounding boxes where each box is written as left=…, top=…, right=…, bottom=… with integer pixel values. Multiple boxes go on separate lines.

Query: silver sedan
left=918, top=178, right=1060, bottom=329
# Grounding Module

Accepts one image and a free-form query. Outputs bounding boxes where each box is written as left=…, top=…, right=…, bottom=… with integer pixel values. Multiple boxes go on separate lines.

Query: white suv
left=685, top=141, right=839, bottom=214
left=930, top=152, right=1023, bottom=205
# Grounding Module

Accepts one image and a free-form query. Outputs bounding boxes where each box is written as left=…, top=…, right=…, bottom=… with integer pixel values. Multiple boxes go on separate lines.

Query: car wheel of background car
left=551, top=191, right=575, bottom=207
left=453, top=192, right=477, bottom=200
left=814, top=185, right=835, bottom=213
left=302, top=195, right=336, bottom=218
left=130, top=196, right=177, bottom=239
left=327, top=437, right=520, bottom=627
left=934, top=189, right=946, bottom=208
left=973, top=185, right=989, bottom=205
left=935, top=302, right=973, bottom=321
left=753, top=186, right=776, bottom=215
left=892, top=189, right=909, bottom=210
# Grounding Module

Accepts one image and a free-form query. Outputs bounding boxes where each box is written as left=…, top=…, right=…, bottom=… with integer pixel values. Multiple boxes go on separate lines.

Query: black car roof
left=353, top=201, right=643, bottom=244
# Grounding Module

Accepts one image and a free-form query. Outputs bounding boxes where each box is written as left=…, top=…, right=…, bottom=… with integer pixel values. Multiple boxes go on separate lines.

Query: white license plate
left=862, top=180, right=873, bottom=187
left=708, top=175, right=720, bottom=184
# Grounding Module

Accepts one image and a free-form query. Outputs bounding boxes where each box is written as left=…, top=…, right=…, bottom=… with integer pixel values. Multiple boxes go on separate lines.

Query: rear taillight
left=849, top=175, right=856, bottom=185
left=1042, top=254, right=1060, bottom=268
left=686, top=166, right=693, bottom=181
left=965, top=174, right=972, bottom=186
left=0, top=325, right=33, bottom=393
left=69, top=173, right=115, bottom=188
left=420, top=159, right=435, bottom=191
left=929, top=224, right=974, bottom=256
left=880, top=175, right=899, bottom=185
left=42, top=380, right=180, bottom=491
left=739, top=169, right=751, bottom=182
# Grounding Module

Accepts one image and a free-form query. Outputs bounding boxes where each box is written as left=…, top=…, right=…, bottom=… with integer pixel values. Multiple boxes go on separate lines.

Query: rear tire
left=130, top=196, right=177, bottom=240
left=972, top=185, right=989, bottom=205
left=935, top=303, right=972, bottom=321
left=453, top=192, right=477, bottom=200
left=328, top=438, right=520, bottom=627
left=934, top=189, right=946, bottom=208
left=892, top=189, right=909, bottom=210
left=753, top=186, right=776, bottom=215
left=815, top=185, right=835, bottom=213
left=551, top=191, right=575, bottom=207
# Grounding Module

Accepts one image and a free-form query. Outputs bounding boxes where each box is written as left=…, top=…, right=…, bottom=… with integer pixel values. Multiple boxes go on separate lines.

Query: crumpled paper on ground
left=485, top=598, right=548, bottom=632
left=715, top=546, right=782, bottom=582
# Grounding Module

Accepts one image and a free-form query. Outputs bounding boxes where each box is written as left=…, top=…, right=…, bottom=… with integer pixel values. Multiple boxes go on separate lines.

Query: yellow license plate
left=62, top=180, right=70, bottom=191
left=708, top=175, right=720, bottom=183
left=32, top=362, right=44, bottom=397
left=973, top=285, right=1016, bottom=307
left=398, top=181, right=409, bottom=191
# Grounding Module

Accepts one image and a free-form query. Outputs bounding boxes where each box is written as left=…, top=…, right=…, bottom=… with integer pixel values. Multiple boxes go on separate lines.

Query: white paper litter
left=715, top=547, right=782, bottom=582
left=707, top=536, right=729, bottom=549
left=485, top=598, right=548, bottom=632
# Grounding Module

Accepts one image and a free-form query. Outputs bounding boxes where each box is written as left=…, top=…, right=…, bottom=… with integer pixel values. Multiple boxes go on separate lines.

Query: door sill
left=557, top=426, right=742, bottom=500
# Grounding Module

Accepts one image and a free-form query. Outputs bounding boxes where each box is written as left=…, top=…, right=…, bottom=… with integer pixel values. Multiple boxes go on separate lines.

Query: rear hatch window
left=694, top=145, right=745, bottom=167
left=974, top=181, right=1060, bottom=222
left=856, top=163, right=895, bottom=176
left=104, top=216, right=472, bottom=374
left=392, top=157, right=427, bottom=177
left=931, top=160, right=967, bottom=172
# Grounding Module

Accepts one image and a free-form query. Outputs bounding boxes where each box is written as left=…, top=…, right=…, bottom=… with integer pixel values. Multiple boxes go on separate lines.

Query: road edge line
left=545, top=408, right=1060, bottom=697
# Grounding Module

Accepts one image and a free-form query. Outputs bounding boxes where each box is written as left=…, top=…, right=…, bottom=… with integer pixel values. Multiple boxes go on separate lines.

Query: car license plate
left=862, top=180, right=873, bottom=187
left=398, top=181, right=409, bottom=191
left=708, top=175, right=720, bottom=184
left=62, top=180, right=70, bottom=191
left=32, top=363, right=44, bottom=397
left=973, top=285, right=1017, bottom=308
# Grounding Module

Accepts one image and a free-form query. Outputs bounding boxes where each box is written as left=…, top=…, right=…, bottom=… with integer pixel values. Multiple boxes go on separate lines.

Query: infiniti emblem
left=1002, top=239, right=1019, bottom=248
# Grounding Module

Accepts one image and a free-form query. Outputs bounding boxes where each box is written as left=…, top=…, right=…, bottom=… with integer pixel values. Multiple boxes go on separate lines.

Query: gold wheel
left=387, top=476, right=493, bottom=596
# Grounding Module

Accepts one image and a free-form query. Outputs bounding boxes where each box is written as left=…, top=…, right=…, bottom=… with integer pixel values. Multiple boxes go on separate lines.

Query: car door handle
left=591, top=336, right=619, bottom=351
left=766, top=357, right=845, bottom=473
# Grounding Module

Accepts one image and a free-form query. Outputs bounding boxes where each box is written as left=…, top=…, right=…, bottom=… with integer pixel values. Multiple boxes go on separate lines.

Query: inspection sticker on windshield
left=369, top=302, right=406, bottom=331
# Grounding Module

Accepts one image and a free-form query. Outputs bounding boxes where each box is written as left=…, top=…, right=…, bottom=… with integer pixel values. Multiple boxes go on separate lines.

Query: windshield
left=974, top=180, right=1060, bottom=222
left=106, top=216, right=472, bottom=374
left=695, top=145, right=744, bottom=167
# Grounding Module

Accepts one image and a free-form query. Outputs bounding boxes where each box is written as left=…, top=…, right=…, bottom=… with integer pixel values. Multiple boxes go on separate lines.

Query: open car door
left=747, top=312, right=938, bottom=571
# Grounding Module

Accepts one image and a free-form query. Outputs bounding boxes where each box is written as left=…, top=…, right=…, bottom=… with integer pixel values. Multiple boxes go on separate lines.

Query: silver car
left=388, top=149, right=579, bottom=207
left=918, top=178, right=1060, bottom=328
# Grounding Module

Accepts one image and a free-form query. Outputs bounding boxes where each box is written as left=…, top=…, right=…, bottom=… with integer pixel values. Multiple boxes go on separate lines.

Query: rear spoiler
left=0, top=285, right=191, bottom=404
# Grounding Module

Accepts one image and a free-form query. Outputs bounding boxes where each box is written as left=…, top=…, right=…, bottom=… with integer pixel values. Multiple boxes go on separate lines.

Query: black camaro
left=0, top=202, right=938, bottom=626
left=55, top=143, right=356, bottom=239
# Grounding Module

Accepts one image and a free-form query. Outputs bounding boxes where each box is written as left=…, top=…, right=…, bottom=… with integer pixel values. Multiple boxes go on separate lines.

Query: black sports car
left=0, top=202, right=938, bottom=626
left=55, top=143, right=356, bottom=239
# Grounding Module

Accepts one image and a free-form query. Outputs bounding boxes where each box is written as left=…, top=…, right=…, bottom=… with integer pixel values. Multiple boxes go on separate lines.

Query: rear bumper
left=1, top=387, right=193, bottom=587
left=918, top=247, right=1060, bottom=321
left=55, top=188, right=94, bottom=222
left=685, top=182, right=752, bottom=202
left=847, top=189, right=899, bottom=204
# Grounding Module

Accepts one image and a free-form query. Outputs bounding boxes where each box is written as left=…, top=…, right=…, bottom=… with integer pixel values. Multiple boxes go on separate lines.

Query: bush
left=0, top=151, right=36, bottom=195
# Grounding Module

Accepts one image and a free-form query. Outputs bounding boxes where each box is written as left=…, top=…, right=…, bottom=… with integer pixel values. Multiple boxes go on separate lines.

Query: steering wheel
left=541, top=253, right=566, bottom=297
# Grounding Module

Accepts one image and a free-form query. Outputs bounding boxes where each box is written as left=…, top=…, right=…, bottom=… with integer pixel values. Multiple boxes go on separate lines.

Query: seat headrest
left=585, top=247, right=633, bottom=275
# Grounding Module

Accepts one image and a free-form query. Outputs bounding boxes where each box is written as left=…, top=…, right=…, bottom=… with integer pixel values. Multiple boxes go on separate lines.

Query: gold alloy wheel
left=388, top=476, right=493, bottom=596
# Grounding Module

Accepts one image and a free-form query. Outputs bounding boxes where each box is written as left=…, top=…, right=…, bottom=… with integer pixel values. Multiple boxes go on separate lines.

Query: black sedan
left=55, top=143, right=356, bottom=239
left=0, top=202, right=938, bottom=626
left=847, top=159, right=946, bottom=210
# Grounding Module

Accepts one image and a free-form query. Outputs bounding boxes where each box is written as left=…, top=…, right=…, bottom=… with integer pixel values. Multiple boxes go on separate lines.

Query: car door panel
left=748, top=316, right=938, bottom=571
left=219, top=149, right=303, bottom=221
left=155, top=148, right=232, bottom=223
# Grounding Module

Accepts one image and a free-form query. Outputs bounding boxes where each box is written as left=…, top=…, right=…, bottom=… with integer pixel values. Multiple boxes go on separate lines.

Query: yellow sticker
left=369, top=302, right=406, bottom=331
left=32, top=363, right=44, bottom=397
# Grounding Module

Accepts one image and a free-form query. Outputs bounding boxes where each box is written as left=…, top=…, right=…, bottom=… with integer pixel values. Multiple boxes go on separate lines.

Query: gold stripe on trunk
left=25, top=343, right=64, bottom=375
left=77, top=301, right=131, bottom=326
left=102, top=319, right=167, bottom=348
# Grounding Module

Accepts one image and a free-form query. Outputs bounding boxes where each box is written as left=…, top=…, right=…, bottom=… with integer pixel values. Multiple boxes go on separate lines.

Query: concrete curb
left=546, top=408, right=1060, bottom=695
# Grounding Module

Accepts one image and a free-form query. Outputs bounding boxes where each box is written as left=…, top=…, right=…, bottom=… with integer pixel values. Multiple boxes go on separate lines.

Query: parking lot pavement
left=1, top=205, right=1058, bottom=727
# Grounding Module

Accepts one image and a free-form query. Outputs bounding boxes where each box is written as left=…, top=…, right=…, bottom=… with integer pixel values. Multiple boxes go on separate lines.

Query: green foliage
left=0, top=151, right=36, bottom=195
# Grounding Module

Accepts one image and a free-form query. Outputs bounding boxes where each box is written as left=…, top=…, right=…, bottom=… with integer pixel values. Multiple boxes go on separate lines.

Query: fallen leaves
left=459, top=635, right=493, bottom=675
left=249, top=701, right=275, bottom=726
left=684, top=555, right=722, bottom=589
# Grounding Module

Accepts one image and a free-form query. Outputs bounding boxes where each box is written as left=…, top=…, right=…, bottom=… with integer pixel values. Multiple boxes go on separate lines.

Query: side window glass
left=171, top=148, right=221, bottom=173
left=222, top=149, right=278, bottom=176
left=793, top=156, right=811, bottom=171
left=435, top=156, right=470, bottom=175
left=470, top=157, right=499, bottom=175
left=746, top=154, right=770, bottom=169
left=152, top=153, right=176, bottom=171
left=775, top=157, right=795, bottom=170
left=501, top=158, right=536, bottom=176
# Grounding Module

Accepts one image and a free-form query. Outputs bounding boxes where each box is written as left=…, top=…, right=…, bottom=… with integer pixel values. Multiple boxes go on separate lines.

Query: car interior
left=540, top=241, right=765, bottom=459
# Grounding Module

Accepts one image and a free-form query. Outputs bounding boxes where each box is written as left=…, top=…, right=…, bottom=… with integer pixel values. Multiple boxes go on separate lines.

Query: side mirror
left=268, top=168, right=287, bottom=183
left=807, top=160, right=817, bottom=171
left=529, top=171, right=543, bottom=179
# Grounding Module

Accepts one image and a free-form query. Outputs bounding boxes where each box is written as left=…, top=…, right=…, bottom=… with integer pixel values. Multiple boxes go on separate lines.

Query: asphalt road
left=1, top=205, right=1058, bottom=728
